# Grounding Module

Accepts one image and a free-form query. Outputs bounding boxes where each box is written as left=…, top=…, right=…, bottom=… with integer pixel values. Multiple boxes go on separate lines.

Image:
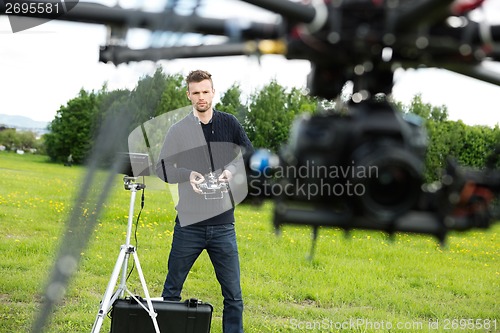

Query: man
left=155, top=70, right=253, bottom=333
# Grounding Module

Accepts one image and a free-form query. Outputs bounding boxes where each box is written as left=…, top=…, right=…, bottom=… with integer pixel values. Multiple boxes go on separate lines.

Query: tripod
left=91, top=176, right=160, bottom=333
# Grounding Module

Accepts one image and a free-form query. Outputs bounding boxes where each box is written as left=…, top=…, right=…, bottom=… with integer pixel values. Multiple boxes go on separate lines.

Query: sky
left=0, top=0, right=499, bottom=127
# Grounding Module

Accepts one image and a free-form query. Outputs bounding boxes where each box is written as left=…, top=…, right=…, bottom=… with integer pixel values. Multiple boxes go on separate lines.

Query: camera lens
left=352, top=145, right=423, bottom=222
left=367, top=162, right=420, bottom=205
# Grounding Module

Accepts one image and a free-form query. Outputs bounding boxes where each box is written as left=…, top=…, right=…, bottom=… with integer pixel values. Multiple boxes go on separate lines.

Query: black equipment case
left=110, top=297, right=213, bottom=333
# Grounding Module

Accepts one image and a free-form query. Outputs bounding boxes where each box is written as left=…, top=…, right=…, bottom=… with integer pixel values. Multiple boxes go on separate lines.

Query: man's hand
left=218, top=169, right=232, bottom=182
left=190, top=171, right=205, bottom=194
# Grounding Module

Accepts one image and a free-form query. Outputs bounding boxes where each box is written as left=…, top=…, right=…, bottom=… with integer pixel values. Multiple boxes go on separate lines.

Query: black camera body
left=272, top=99, right=428, bottom=228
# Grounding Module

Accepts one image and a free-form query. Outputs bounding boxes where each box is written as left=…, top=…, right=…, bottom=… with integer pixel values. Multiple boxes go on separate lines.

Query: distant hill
left=0, top=114, right=49, bottom=133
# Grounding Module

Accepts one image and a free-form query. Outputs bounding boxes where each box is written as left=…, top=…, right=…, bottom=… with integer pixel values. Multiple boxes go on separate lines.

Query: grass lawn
left=0, top=152, right=498, bottom=332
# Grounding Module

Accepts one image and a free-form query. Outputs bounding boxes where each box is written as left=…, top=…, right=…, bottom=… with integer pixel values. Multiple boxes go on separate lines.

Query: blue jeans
left=162, top=223, right=244, bottom=333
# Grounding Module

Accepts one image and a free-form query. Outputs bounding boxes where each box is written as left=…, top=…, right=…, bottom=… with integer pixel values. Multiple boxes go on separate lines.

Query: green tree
left=216, top=83, right=247, bottom=123
left=0, top=128, right=43, bottom=153
left=397, top=94, right=499, bottom=182
left=16, top=131, right=37, bottom=151
left=458, top=124, right=500, bottom=168
left=94, top=87, right=131, bottom=131
left=43, top=70, right=191, bottom=166
left=129, top=68, right=180, bottom=125
left=397, top=93, right=449, bottom=122
left=424, top=120, right=467, bottom=181
left=246, top=80, right=317, bottom=152
left=44, top=89, right=100, bottom=164
left=287, top=87, right=318, bottom=120
left=95, top=88, right=133, bottom=155
left=157, top=72, right=187, bottom=116
left=0, top=128, right=19, bottom=151
left=35, top=134, right=47, bottom=155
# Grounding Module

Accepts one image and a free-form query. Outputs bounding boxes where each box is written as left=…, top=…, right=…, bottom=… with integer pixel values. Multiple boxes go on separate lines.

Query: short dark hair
left=186, top=69, right=213, bottom=84
left=186, top=70, right=213, bottom=88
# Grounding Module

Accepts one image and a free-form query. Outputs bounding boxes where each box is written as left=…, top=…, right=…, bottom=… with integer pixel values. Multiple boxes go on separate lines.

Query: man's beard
left=195, top=102, right=211, bottom=113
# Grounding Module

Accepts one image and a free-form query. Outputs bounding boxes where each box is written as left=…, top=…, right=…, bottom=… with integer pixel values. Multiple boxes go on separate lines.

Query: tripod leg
left=132, top=251, right=161, bottom=333
left=90, top=246, right=128, bottom=333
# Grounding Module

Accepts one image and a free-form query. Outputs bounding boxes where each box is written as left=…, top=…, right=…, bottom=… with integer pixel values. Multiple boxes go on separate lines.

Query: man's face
left=187, top=79, right=214, bottom=113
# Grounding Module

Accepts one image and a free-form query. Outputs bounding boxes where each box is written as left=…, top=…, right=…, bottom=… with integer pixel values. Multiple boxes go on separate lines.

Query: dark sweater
left=156, top=110, right=253, bottom=226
